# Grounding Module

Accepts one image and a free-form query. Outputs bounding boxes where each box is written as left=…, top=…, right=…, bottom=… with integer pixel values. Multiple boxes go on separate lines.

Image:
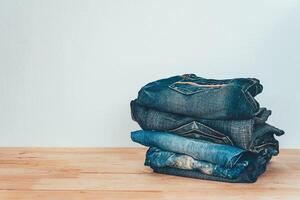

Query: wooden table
left=0, top=148, right=299, bottom=200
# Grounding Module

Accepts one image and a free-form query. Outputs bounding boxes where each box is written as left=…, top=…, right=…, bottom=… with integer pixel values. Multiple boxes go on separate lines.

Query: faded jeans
left=136, top=74, right=263, bottom=120
left=131, top=100, right=284, bottom=160
left=131, top=130, right=268, bottom=183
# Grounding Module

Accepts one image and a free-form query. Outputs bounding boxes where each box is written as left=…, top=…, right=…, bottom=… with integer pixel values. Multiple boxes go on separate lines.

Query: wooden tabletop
left=0, top=148, right=299, bottom=200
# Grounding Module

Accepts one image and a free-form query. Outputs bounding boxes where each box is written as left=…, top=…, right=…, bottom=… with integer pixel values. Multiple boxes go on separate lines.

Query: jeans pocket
left=169, top=121, right=233, bottom=145
left=169, top=81, right=224, bottom=95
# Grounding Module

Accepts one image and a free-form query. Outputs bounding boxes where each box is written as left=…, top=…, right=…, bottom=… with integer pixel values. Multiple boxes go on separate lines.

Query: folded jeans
left=131, top=130, right=258, bottom=168
left=131, top=100, right=284, bottom=157
left=131, top=131, right=268, bottom=183
left=136, top=74, right=263, bottom=120
left=145, top=147, right=267, bottom=180
left=151, top=164, right=267, bottom=183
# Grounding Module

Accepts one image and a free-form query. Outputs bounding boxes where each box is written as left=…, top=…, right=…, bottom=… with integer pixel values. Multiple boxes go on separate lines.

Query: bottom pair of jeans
left=145, top=147, right=267, bottom=183
left=131, top=130, right=268, bottom=183
left=152, top=164, right=267, bottom=183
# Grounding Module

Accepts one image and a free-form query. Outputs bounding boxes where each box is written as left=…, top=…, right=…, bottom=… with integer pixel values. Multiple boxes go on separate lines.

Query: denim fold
left=151, top=164, right=266, bottom=183
left=136, top=74, right=262, bottom=120
left=150, top=147, right=267, bottom=183
left=132, top=130, right=249, bottom=168
left=145, top=147, right=255, bottom=180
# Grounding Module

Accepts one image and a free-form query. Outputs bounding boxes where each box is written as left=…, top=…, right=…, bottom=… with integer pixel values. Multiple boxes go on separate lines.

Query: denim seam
left=245, top=119, right=255, bottom=149
left=226, top=152, right=244, bottom=168
left=169, top=77, right=225, bottom=95
left=171, top=126, right=225, bottom=143
left=250, top=143, right=278, bottom=152
left=169, top=121, right=233, bottom=145
left=169, top=84, right=204, bottom=95
left=242, top=79, right=258, bottom=95
left=188, top=131, right=230, bottom=145
left=168, top=79, right=214, bottom=95
left=182, top=74, right=199, bottom=80
left=241, top=79, right=260, bottom=112
left=248, top=132, right=277, bottom=152
left=242, top=90, right=258, bottom=113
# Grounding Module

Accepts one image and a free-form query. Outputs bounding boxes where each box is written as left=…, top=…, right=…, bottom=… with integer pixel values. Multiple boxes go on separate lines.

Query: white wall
left=0, top=0, right=299, bottom=147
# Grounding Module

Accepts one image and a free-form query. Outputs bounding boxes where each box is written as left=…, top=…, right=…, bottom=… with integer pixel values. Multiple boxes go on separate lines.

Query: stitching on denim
left=168, top=79, right=203, bottom=95
left=254, top=80, right=258, bottom=96
left=227, top=152, right=244, bottom=168
left=250, top=143, right=277, bottom=152
left=243, top=78, right=261, bottom=96
left=170, top=121, right=224, bottom=138
left=242, top=79, right=261, bottom=99
left=182, top=74, right=199, bottom=80
left=242, top=90, right=258, bottom=113
left=169, top=121, right=233, bottom=145
left=185, top=132, right=227, bottom=144
left=247, top=119, right=255, bottom=149
left=175, top=82, right=224, bottom=88
left=169, top=84, right=202, bottom=95
left=242, top=79, right=256, bottom=92
left=193, top=122, right=234, bottom=145
left=248, top=131, right=278, bottom=152
left=169, top=78, right=223, bottom=95
left=246, top=91, right=258, bottom=110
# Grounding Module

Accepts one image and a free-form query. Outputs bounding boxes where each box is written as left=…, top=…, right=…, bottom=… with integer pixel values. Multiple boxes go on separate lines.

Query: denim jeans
left=131, top=74, right=283, bottom=183
left=131, top=130, right=268, bottom=183
left=131, top=100, right=284, bottom=158
left=146, top=147, right=256, bottom=179
left=147, top=148, right=267, bottom=183
left=131, top=130, right=262, bottom=168
left=152, top=165, right=266, bottom=183
left=136, top=74, right=263, bottom=120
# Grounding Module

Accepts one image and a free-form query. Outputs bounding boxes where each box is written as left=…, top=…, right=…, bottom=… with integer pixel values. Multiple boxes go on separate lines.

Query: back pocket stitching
left=169, top=81, right=224, bottom=95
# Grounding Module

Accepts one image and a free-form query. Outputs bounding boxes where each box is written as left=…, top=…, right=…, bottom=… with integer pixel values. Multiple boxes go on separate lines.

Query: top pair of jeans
left=136, top=74, right=262, bottom=120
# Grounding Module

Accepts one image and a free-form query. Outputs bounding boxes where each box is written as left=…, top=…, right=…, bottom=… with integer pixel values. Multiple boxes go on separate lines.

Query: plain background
left=0, top=0, right=299, bottom=147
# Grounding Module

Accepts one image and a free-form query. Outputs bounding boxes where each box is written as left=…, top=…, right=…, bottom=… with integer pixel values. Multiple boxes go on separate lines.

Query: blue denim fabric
left=130, top=74, right=283, bottom=183
left=136, top=74, right=263, bottom=120
left=146, top=147, right=267, bottom=183
left=131, top=100, right=284, bottom=157
left=151, top=164, right=267, bottom=183
left=131, top=130, right=250, bottom=168
left=145, top=147, right=249, bottom=179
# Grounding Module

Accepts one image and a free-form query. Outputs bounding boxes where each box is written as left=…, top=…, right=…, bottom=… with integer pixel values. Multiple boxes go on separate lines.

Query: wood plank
left=0, top=148, right=299, bottom=199
left=0, top=190, right=299, bottom=200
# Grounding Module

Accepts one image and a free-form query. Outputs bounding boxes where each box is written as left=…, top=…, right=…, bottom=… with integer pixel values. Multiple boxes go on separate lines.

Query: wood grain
left=0, top=148, right=299, bottom=200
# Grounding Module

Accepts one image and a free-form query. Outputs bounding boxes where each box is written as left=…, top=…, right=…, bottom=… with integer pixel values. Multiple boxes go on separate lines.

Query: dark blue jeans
left=152, top=165, right=266, bottom=183
left=131, top=100, right=284, bottom=160
left=146, top=147, right=252, bottom=180
left=136, top=74, right=263, bottom=120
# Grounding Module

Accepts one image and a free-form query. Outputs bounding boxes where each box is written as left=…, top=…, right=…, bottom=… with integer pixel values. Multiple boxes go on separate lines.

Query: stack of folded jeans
left=130, top=74, right=284, bottom=183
